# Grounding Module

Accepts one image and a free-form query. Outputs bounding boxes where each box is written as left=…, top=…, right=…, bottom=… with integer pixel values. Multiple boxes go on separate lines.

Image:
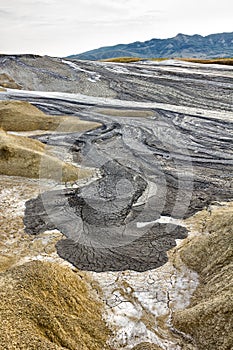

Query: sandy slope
left=0, top=56, right=232, bottom=350
left=0, top=128, right=93, bottom=181
left=0, top=73, right=22, bottom=89
left=0, top=100, right=101, bottom=181
left=0, top=261, right=111, bottom=350
left=171, top=203, right=233, bottom=350
left=0, top=100, right=101, bottom=132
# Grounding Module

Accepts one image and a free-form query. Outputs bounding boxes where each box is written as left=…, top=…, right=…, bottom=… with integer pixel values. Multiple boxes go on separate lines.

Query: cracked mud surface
left=0, top=175, right=198, bottom=350
left=0, top=57, right=232, bottom=349
left=1, top=57, right=232, bottom=273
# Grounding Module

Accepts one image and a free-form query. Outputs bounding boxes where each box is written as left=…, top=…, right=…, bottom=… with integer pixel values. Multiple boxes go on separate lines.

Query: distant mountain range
left=68, top=32, right=233, bottom=60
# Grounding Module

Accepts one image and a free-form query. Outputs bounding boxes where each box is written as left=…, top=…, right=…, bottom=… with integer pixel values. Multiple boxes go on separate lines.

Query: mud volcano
left=1, top=57, right=232, bottom=273
left=23, top=106, right=233, bottom=272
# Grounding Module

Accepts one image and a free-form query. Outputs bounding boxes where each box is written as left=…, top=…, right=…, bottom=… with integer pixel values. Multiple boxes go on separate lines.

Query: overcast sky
left=0, top=0, right=232, bottom=57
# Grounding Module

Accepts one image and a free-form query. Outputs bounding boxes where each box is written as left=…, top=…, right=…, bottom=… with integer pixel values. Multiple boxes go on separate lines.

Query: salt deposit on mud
left=0, top=176, right=112, bottom=350
left=0, top=176, right=60, bottom=272
left=0, top=56, right=232, bottom=350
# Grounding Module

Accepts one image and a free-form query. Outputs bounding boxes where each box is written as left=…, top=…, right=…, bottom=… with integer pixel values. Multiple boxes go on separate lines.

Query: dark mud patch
left=23, top=159, right=227, bottom=272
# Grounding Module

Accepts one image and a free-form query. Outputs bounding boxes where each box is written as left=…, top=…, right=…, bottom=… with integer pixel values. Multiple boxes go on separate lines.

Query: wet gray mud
left=23, top=102, right=233, bottom=272
left=1, top=58, right=233, bottom=272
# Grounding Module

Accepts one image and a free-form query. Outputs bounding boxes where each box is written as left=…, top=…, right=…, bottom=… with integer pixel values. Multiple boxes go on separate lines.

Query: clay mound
left=0, top=129, right=93, bottom=181
left=0, top=100, right=101, bottom=132
left=0, top=261, right=111, bottom=350
left=0, top=73, right=22, bottom=89
left=172, top=203, right=233, bottom=350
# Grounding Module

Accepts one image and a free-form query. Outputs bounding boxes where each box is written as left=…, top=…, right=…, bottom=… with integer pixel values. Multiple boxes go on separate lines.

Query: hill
left=67, top=32, right=233, bottom=60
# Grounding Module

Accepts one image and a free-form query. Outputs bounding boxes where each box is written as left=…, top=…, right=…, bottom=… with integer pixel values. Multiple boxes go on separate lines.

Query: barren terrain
left=0, top=55, right=232, bottom=350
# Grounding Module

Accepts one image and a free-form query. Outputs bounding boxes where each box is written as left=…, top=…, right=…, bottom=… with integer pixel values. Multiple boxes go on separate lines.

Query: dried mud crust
left=0, top=176, right=64, bottom=272
left=24, top=160, right=190, bottom=272
left=0, top=55, right=233, bottom=112
left=24, top=103, right=233, bottom=272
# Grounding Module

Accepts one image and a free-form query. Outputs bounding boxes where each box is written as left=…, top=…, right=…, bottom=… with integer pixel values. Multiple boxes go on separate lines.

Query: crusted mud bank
left=0, top=55, right=233, bottom=112
left=0, top=57, right=232, bottom=349
left=0, top=174, right=197, bottom=350
left=132, top=343, right=163, bottom=350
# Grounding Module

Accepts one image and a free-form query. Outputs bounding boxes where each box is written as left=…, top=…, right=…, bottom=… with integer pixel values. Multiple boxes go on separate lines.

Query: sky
left=0, top=0, right=232, bottom=57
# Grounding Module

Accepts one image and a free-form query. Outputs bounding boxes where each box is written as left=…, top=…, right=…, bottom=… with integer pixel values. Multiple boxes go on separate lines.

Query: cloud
left=0, top=0, right=232, bottom=56
left=0, top=9, right=12, bottom=15
left=0, top=8, right=17, bottom=20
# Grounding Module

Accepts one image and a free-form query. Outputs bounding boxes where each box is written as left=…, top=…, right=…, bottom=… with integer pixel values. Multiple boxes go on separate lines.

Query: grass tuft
left=180, top=57, right=233, bottom=66
left=101, top=57, right=233, bottom=66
